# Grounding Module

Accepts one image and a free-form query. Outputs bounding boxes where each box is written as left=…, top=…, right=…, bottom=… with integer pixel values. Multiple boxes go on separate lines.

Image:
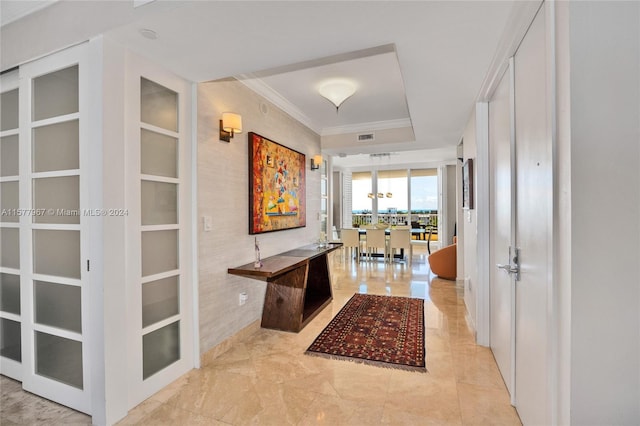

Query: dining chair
left=426, top=226, right=439, bottom=254
left=340, top=228, right=361, bottom=262
left=389, top=228, right=412, bottom=265
left=428, top=242, right=456, bottom=280
left=365, top=228, right=387, bottom=262
left=332, top=225, right=339, bottom=241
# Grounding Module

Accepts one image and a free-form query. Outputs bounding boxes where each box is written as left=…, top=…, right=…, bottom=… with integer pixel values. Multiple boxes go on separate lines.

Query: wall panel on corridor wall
left=197, top=80, right=321, bottom=353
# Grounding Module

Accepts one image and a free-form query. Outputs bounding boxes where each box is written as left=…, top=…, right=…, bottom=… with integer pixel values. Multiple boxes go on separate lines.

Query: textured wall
left=197, top=79, right=321, bottom=353
left=567, top=2, right=640, bottom=423
left=461, top=108, right=478, bottom=329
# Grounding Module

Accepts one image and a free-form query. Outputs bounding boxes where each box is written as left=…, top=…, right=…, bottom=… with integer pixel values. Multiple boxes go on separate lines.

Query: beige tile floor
left=0, top=246, right=521, bottom=425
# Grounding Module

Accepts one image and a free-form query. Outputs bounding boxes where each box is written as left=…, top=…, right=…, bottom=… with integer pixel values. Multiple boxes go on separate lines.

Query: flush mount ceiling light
left=139, top=28, right=158, bottom=40
left=318, top=79, right=356, bottom=112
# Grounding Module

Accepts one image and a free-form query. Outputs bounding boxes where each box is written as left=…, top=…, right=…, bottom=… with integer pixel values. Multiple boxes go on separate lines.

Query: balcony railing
left=352, top=212, right=438, bottom=228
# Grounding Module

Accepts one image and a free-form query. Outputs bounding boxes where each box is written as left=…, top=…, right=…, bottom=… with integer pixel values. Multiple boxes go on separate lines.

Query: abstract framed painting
left=248, top=132, right=306, bottom=234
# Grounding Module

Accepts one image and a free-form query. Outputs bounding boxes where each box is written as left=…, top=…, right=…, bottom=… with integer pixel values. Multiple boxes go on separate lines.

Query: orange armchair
left=428, top=243, right=457, bottom=280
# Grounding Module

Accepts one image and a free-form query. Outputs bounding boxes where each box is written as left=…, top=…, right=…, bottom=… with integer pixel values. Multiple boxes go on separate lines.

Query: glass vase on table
left=318, top=231, right=327, bottom=249
left=254, top=237, right=262, bottom=268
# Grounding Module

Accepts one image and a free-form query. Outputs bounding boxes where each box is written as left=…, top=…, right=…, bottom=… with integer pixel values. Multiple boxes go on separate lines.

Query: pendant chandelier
left=369, top=153, right=393, bottom=198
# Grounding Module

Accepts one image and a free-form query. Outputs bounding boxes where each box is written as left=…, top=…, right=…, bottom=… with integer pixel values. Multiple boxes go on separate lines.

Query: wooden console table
left=227, top=243, right=342, bottom=332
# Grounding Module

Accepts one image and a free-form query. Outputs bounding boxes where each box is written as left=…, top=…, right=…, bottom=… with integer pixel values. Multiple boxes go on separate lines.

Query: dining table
left=355, top=227, right=438, bottom=256
left=353, top=228, right=419, bottom=260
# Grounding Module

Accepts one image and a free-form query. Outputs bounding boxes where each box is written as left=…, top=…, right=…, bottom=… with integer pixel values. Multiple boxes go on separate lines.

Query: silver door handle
left=496, top=263, right=519, bottom=274
left=496, top=247, right=521, bottom=281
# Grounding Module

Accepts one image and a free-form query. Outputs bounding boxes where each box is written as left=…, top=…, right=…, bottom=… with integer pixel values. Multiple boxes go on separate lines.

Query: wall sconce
left=310, top=154, right=323, bottom=171
left=219, top=112, right=242, bottom=142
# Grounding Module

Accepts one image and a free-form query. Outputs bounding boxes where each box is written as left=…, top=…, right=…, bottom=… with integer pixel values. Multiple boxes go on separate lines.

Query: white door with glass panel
left=126, top=57, right=193, bottom=407
left=1, top=68, right=22, bottom=381
left=0, top=44, right=92, bottom=413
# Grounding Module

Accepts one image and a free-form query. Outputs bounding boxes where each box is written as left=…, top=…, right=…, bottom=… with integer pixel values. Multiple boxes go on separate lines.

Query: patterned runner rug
left=305, top=293, right=426, bottom=372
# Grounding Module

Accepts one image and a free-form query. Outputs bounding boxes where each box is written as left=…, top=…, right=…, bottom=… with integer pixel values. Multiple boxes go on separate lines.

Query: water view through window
left=352, top=169, right=438, bottom=227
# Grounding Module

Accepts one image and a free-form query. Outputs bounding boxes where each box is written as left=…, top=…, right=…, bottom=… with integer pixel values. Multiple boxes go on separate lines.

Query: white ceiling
left=236, top=44, right=411, bottom=136
left=2, top=1, right=519, bottom=162
left=0, top=0, right=57, bottom=27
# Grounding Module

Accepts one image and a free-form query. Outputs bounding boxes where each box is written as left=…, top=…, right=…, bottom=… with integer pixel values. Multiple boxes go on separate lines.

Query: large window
left=410, top=168, right=438, bottom=227
left=350, top=168, right=438, bottom=227
left=377, top=170, right=408, bottom=214
left=351, top=171, right=372, bottom=213
left=410, top=169, right=438, bottom=212
left=351, top=172, right=372, bottom=226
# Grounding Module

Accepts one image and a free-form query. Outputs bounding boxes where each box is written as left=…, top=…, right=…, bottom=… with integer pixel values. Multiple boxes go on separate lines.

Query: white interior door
left=0, top=44, right=92, bottom=414
left=1, top=69, right=22, bottom=382
left=125, top=54, right=194, bottom=408
left=488, top=4, right=552, bottom=423
left=489, top=61, right=515, bottom=400
left=513, top=4, right=552, bottom=424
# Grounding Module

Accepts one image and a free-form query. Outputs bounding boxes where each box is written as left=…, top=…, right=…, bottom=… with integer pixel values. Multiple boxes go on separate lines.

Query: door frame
left=487, top=58, right=517, bottom=403
left=474, top=0, right=558, bottom=421
left=474, top=0, right=544, bottom=348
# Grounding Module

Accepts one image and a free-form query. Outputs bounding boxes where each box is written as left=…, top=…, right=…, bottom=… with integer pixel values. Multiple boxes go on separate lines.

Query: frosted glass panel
left=33, top=230, right=80, bottom=279
left=141, top=180, right=177, bottom=225
left=35, top=332, right=83, bottom=389
left=0, top=318, right=21, bottom=362
left=35, top=281, right=81, bottom=333
left=141, top=129, right=177, bottom=178
left=1, top=135, right=19, bottom=177
left=0, top=227, right=19, bottom=269
left=140, top=78, right=177, bottom=132
left=1, top=181, right=19, bottom=222
left=32, top=66, right=79, bottom=121
left=33, top=176, right=80, bottom=224
left=0, top=273, right=20, bottom=315
left=32, top=120, right=79, bottom=172
left=141, top=230, right=178, bottom=277
left=143, top=321, right=179, bottom=379
left=142, top=275, right=179, bottom=327
left=1, top=89, right=19, bottom=131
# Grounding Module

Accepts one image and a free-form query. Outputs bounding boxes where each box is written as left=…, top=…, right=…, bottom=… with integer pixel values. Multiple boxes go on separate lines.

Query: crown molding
left=476, top=0, right=543, bottom=101
left=320, top=118, right=413, bottom=136
left=236, top=73, right=321, bottom=134
left=237, top=74, right=413, bottom=137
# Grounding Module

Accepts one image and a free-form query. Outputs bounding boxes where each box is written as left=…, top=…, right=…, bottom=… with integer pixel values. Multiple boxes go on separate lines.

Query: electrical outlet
left=203, top=215, right=212, bottom=231
left=239, top=292, right=248, bottom=306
